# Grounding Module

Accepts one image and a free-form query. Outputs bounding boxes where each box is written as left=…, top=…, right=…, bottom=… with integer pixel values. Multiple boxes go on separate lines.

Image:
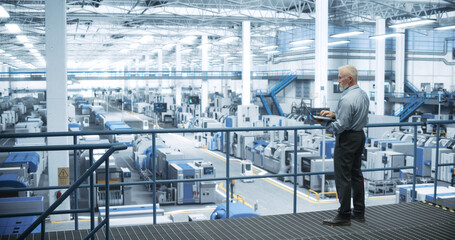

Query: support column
left=375, top=18, right=386, bottom=115
left=395, top=28, right=405, bottom=114
left=242, top=21, right=251, bottom=105
left=45, top=0, right=69, bottom=221
left=315, top=0, right=328, bottom=108
left=201, top=35, right=209, bottom=115
left=176, top=44, right=182, bottom=106
left=223, top=57, right=229, bottom=97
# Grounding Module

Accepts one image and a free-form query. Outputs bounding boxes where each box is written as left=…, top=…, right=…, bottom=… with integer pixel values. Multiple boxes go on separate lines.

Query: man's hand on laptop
left=320, top=110, right=335, bottom=118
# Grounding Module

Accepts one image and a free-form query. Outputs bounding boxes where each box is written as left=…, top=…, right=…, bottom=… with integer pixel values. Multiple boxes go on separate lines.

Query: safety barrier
left=1, top=120, right=455, bottom=239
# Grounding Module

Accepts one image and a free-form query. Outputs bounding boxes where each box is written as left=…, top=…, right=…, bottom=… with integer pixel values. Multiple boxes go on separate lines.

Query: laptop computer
left=302, top=101, right=336, bottom=122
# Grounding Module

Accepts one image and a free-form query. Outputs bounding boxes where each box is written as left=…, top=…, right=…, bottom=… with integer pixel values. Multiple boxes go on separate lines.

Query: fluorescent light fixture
left=0, top=49, right=4, bottom=53
left=24, top=43, right=34, bottom=48
left=328, top=40, right=350, bottom=46
left=10, top=56, right=16, bottom=59
left=16, top=35, right=28, bottom=42
left=163, top=43, right=175, bottom=50
left=389, top=19, right=436, bottom=29
left=180, top=49, right=192, bottom=54
left=290, top=39, right=314, bottom=45
left=434, top=25, right=455, bottom=31
left=139, top=36, right=153, bottom=44
left=330, top=31, right=363, bottom=38
left=180, top=36, right=197, bottom=44
left=6, top=24, right=21, bottom=33
left=265, top=50, right=280, bottom=54
left=220, top=53, right=230, bottom=57
left=369, top=33, right=404, bottom=39
left=219, top=37, right=239, bottom=44
left=0, top=6, right=9, bottom=18
left=120, top=49, right=129, bottom=53
left=29, top=49, right=38, bottom=53
left=226, top=57, right=237, bottom=60
left=129, top=43, right=139, bottom=49
left=4, top=53, right=12, bottom=57
left=260, top=45, right=277, bottom=50
left=197, top=43, right=211, bottom=49
left=290, top=46, right=310, bottom=51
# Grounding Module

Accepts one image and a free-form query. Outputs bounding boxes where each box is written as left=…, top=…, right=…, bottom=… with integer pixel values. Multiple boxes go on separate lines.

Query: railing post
left=73, top=135, right=79, bottom=230
left=41, top=219, right=45, bottom=240
left=434, top=124, right=440, bottom=200
left=293, top=129, right=297, bottom=214
left=89, top=149, right=95, bottom=240
left=152, top=133, right=157, bottom=225
left=105, top=153, right=110, bottom=240
left=412, top=125, right=418, bottom=202
left=226, top=131, right=230, bottom=218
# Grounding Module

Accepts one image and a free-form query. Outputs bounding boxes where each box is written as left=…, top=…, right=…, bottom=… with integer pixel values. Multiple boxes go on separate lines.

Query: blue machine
left=252, top=141, right=268, bottom=168
left=0, top=174, right=28, bottom=189
left=208, top=132, right=222, bottom=151
left=68, top=122, right=81, bottom=131
left=210, top=202, right=261, bottom=220
left=3, top=152, right=40, bottom=173
left=0, top=197, right=43, bottom=235
left=416, top=146, right=435, bottom=177
left=319, top=140, right=335, bottom=158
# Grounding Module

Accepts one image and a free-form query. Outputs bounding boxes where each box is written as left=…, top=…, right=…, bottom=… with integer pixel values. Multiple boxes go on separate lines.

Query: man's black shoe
left=322, top=215, right=351, bottom=226
left=351, top=214, right=366, bottom=222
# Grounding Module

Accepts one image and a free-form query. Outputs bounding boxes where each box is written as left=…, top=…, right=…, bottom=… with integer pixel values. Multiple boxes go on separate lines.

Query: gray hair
left=339, top=65, right=358, bottom=82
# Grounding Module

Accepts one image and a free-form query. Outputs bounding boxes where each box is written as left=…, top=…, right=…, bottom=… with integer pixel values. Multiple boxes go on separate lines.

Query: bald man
left=314, top=65, right=369, bottom=226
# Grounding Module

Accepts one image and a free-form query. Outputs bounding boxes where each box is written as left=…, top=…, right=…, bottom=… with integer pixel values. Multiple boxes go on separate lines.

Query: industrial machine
left=168, top=161, right=216, bottom=204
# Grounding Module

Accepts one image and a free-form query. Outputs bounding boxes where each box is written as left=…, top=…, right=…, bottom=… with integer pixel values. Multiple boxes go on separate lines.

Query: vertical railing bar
left=105, top=152, right=110, bottom=240
left=152, top=133, right=157, bottom=225
left=293, top=129, right=297, bottom=214
left=412, top=125, right=418, bottom=202
left=226, top=130, right=230, bottom=219
left=41, top=218, right=45, bottom=240
left=434, top=124, right=440, bottom=200
left=89, top=149, right=95, bottom=240
left=73, top=135, right=79, bottom=230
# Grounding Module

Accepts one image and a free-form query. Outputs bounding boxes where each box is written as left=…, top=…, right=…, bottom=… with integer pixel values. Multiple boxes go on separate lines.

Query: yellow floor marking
left=218, top=183, right=254, bottom=208
left=51, top=219, right=91, bottom=223
left=165, top=209, right=213, bottom=216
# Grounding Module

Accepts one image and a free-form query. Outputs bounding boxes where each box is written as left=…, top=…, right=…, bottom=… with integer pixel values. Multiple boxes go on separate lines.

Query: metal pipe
left=434, top=124, right=440, bottom=200
left=226, top=131, right=230, bottom=219
left=73, top=135, right=79, bottom=230
left=293, top=129, right=297, bottom=213
left=412, top=125, right=418, bottom=202
left=152, top=133, right=157, bottom=225
left=105, top=154, right=110, bottom=240
left=89, top=149, right=95, bottom=240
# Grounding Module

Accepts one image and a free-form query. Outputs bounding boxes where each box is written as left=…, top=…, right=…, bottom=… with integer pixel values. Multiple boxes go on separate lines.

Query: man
left=314, top=65, right=369, bottom=226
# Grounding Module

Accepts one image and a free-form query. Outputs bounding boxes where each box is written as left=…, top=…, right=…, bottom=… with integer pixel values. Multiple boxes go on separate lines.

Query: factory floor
left=0, top=104, right=396, bottom=234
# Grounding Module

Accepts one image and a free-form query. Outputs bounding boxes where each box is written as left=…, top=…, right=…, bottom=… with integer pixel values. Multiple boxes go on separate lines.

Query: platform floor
left=4, top=201, right=454, bottom=240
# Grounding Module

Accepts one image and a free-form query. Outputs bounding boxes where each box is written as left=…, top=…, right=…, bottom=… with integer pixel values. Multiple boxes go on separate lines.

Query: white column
left=157, top=50, right=163, bottom=72
left=242, top=21, right=251, bottom=106
left=395, top=28, right=405, bottom=113
left=201, top=35, right=209, bottom=71
left=145, top=55, right=150, bottom=72
left=223, top=57, right=229, bottom=97
left=315, top=0, right=328, bottom=108
left=375, top=18, right=386, bottom=115
left=201, top=35, right=209, bottom=115
left=45, top=0, right=69, bottom=221
left=175, top=44, right=182, bottom=106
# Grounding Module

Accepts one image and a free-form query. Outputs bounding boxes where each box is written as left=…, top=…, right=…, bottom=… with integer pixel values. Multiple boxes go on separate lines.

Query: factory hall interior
left=1, top=0, right=455, bottom=239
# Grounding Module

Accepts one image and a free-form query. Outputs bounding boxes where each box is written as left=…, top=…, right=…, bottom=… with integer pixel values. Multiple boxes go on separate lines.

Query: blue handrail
left=259, top=90, right=272, bottom=115
left=271, top=94, right=284, bottom=116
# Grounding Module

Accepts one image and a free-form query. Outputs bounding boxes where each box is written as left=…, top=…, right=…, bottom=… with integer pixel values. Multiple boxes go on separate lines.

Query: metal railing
left=1, top=120, right=455, bottom=239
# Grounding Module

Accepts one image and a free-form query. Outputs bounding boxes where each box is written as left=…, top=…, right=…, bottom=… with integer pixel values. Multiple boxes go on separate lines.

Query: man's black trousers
left=334, top=130, right=366, bottom=217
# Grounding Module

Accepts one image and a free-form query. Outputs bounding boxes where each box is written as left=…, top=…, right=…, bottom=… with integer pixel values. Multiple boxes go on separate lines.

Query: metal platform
left=3, top=201, right=454, bottom=240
